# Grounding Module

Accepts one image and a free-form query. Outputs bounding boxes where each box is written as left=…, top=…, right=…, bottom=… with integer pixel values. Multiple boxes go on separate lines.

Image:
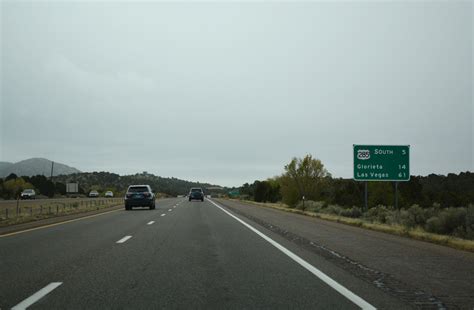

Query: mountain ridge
left=0, top=158, right=81, bottom=177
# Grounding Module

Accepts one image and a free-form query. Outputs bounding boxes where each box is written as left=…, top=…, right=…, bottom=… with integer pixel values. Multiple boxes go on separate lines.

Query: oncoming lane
left=0, top=198, right=182, bottom=309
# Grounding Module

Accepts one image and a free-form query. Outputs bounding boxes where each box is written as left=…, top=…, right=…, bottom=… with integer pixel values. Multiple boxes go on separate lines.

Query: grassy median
left=0, top=198, right=123, bottom=227
left=230, top=199, right=474, bottom=253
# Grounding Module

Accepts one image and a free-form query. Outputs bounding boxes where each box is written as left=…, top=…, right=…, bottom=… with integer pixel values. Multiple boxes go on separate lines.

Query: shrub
left=364, top=205, right=391, bottom=223
left=400, top=204, right=429, bottom=228
left=442, top=208, right=466, bottom=234
left=465, top=205, right=474, bottom=240
left=425, top=207, right=467, bottom=236
left=386, top=211, right=401, bottom=225
left=295, top=201, right=361, bottom=218
left=296, top=200, right=324, bottom=212
left=339, top=206, right=362, bottom=218
left=425, top=216, right=443, bottom=234
left=324, top=205, right=344, bottom=216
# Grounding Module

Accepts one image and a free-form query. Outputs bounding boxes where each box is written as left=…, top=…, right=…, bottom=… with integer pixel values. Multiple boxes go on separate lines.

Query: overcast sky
left=1, top=1, right=472, bottom=187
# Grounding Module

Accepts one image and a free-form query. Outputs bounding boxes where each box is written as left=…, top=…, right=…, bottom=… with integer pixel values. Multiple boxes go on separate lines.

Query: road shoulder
left=215, top=198, right=474, bottom=309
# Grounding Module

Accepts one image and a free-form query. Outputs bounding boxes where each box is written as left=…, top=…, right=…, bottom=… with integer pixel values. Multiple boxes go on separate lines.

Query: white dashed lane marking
left=147, top=221, right=155, bottom=225
left=12, top=282, right=63, bottom=310
left=116, top=236, right=132, bottom=244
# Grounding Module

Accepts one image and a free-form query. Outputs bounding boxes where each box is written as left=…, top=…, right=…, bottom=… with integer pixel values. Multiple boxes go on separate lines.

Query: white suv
left=89, top=190, right=99, bottom=198
left=20, top=189, right=36, bottom=199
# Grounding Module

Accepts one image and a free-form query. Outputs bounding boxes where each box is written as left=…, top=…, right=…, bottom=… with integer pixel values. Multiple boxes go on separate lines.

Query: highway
left=1, top=198, right=472, bottom=309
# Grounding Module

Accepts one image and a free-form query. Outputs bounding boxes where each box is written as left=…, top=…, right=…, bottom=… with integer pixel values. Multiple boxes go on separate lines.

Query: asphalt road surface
left=1, top=198, right=472, bottom=309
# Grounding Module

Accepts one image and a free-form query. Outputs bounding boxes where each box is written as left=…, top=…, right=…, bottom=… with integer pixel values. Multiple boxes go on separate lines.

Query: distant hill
left=0, top=158, right=81, bottom=178
left=54, top=171, right=227, bottom=196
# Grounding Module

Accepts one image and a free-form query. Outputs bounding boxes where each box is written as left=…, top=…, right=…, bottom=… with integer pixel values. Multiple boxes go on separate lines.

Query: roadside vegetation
left=239, top=200, right=474, bottom=252
left=0, top=198, right=123, bottom=227
left=293, top=201, right=474, bottom=241
left=236, top=155, right=474, bottom=242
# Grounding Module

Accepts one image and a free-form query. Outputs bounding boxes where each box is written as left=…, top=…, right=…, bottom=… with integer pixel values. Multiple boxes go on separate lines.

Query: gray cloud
left=1, top=1, right=472, bottom=186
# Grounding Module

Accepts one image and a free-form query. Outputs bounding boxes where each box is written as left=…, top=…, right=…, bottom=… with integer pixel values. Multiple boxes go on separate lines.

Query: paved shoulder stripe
left=207, top=199, right=376, bottom=310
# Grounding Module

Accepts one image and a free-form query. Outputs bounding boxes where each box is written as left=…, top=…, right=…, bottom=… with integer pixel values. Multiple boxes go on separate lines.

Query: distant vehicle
left=125, top=185, right=155, bottom=210
left=104, top=191, right=114, bottom=197
left=20, top=189, right=36, bottom=200
left=88, top=190, right=99, bottom=198
left=189, top=188, right=204, bottom=202
left=66, top=183, right=79, bottom=194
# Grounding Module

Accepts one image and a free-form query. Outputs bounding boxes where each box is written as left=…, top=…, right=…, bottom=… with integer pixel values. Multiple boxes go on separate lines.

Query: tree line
left=0, top=173, right=66, bottom=199
left=53, top=171, right=222, bottom=197
left=239, top=155, right=474, bottom=210
left=238, top=155, right=474, bottom=239
left=0, top=171, right=225, bottom=199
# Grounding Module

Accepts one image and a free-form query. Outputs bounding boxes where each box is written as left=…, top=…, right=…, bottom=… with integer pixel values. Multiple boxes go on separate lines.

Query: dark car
left=124, top=185, right=156, bottom=210
left=189, top=188, right=204, bottom=202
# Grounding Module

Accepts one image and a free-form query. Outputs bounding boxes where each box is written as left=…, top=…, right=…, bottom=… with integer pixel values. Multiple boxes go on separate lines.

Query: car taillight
left=126, top=193, right=132, bottom=198
left=143, top=192, right=151, bottom=197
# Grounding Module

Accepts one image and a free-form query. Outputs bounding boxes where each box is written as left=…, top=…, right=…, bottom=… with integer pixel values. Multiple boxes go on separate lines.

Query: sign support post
left=394, top=181, right=399, bottom=210
left=364, top=181, right=368, bottom=212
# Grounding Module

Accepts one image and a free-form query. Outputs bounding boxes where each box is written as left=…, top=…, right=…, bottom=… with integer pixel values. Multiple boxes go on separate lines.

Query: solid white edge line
left=207, top=199, right=376, bottom=310
left=116, top=235, right=132, bottom=243
left=12, top=282, right=63, bottom=310
left=147, top=221, right=155, bottom=225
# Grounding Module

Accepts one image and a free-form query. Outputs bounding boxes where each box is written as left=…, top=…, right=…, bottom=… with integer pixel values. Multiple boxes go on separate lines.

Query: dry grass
left=231, top=199, right=474, bottom=253
left=0, top=198, right=123, bottom=227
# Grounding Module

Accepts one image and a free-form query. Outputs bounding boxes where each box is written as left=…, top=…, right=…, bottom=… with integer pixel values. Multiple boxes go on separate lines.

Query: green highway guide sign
left=353, top=145, right=410, bottom=181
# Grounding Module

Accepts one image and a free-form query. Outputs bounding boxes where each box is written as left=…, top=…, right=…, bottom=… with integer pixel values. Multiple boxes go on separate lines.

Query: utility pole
left=50, top=161, right=54, bottom=180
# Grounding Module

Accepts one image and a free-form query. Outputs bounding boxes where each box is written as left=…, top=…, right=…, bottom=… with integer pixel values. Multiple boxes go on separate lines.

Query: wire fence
left=0, top=198, right=123, bottom=225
